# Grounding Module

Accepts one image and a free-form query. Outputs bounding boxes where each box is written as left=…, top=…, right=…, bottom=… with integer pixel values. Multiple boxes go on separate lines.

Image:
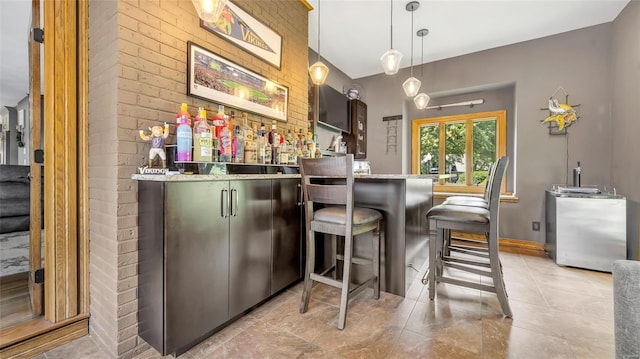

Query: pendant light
left=414, top=28, right=430, bottom=109
left=402, top=1, right=421, bottom=97
left=192, top=0, right=227, bottom=23
left=380, top=0, right=403, bottom=75
left=309, top=0, right=329, bottom=85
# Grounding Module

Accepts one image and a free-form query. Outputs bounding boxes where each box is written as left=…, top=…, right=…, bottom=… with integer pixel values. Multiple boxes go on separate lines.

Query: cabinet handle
left=231, top=188, right=238, bottom=217
left=297, top=183, right=303, bottom=206
left=221, top=188, right=229, bottom=218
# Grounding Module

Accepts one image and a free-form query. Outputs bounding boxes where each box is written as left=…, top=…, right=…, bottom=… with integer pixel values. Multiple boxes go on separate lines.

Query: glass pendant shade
left=403, top=77, right=421, bottom=97
left=308, top=0, right=329, bottom=86
left=192, top=0, right=227, bottom=23
left=380, top=49, right=403, bottom=75
left=309, top=61, right=329, bottom=85
left=414, top=93, right=430, bottom=109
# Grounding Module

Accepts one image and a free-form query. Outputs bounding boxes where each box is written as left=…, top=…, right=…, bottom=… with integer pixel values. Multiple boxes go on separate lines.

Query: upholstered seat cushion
left=0, top=165, right=31, bottom=184
left=313, top=206, right=382, bottom=226
left=427, top=204, right=489, bottom=224
left=0, top=183, right=30, bottom=200
left=442, top=196, right=489, bottom=208
left=0, top=199, right=31, bottom=217
left=0, top=215, right=30, bottom=234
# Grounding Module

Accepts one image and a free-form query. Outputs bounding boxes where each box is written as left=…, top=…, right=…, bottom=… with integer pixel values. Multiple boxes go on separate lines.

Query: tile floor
left=40, top=248, right=615, bottom=358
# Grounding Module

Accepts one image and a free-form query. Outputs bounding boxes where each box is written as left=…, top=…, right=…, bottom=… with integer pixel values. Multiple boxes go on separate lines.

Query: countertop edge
left=132, top=174, right=436, bottom=182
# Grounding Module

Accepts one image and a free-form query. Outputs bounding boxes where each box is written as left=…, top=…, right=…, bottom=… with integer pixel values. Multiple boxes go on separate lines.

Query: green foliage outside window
left=412, top=110, right=506, bottom=192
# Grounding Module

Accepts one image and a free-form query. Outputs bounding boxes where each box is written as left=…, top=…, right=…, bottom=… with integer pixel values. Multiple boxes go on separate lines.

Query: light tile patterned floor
left=42, top=248, right=615, bottom=358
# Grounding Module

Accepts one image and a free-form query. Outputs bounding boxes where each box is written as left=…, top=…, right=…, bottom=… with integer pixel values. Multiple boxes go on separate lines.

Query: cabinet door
left=348, top=99, right=367, bottom=159
left=271, top=179, right=302, bottom=294
left=229, top=179, right=272, bottom=317
left=164, top=182, right=230, bottom=353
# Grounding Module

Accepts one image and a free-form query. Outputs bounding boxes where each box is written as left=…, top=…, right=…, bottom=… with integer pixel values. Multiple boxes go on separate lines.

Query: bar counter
left=133, top=172, right=433, bottom=295
left=134, top=172, right=432, bottom=355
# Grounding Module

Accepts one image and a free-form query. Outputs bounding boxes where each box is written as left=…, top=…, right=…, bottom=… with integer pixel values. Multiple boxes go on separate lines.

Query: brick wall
left=88, top=0, right=120, bottom=357
left=88, top=0, right=309, bottom=357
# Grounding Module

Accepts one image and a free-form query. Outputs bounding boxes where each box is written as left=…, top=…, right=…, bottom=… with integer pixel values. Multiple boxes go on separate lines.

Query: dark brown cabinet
left=345, top=99, right=367, bottom=159
left=137, top=178, right=302, bottom=356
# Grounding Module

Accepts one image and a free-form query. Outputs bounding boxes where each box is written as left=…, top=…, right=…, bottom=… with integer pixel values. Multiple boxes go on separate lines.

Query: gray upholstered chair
left=425, top=156, right=512, bottom=317
left=299, top=154, right=382, bottom=330
left=613, top=259, right=640, bottom=359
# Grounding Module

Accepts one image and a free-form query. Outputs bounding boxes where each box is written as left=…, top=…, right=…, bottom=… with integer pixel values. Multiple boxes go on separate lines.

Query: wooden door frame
left=28, top=0, right=43, bottom=317
left=0, top=0, right=89, bottom=355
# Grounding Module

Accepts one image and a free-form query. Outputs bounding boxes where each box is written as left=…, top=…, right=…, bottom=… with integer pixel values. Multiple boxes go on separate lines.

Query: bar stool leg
left=436, top=228, right=444, bottom=277
left=428, top=226, right=438, bottom=300
left=488, top=232, right=512, bottom=317
left=337, top=233, right=354, bottom=330
left=372, top=221, right=381, bottom=300
left=443, top=228, right=451, bottom=257
left=331, top=234, right=337, bottom=279
left=300, top=229, right=315, bottom=314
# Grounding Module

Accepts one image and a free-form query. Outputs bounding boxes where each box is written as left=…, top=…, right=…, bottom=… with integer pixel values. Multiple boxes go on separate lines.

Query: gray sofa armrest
left=613, top=260, right=640, bottom=359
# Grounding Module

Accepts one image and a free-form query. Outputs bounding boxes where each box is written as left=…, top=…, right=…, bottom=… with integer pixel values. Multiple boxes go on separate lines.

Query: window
left=412, top=110, right=506, bottom=194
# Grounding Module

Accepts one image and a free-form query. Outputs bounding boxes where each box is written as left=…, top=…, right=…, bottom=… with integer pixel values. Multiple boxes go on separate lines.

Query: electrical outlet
left=532, top=221, right=540, bottom=231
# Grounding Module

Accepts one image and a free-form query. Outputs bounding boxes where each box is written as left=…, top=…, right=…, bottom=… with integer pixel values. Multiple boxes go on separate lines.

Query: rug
left=0, top=230, right=44, bottom=277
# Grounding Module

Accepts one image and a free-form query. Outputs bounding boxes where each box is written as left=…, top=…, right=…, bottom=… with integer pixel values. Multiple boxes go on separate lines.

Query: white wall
left=611, top=1, right=640, bottom=258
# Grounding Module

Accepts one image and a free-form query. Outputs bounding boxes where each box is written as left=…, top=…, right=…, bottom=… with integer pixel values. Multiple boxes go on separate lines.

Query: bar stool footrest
left=437, top=276, right=497, bottom=293
left=444, top=262, right=493, bottom=277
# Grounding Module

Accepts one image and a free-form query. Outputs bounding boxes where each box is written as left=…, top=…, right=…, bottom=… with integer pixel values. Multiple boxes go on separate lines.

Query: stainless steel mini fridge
left=545, top=186, right=627, bottom=272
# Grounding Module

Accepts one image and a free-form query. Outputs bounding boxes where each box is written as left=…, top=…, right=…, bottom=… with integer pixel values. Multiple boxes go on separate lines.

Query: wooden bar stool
left=425, top=156, right=512, bottom=317
left=299, top=154, right=382, bottom=330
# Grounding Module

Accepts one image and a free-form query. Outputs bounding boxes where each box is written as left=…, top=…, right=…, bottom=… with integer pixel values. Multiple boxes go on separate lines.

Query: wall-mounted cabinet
left=345, top=99, right=367, bottom=159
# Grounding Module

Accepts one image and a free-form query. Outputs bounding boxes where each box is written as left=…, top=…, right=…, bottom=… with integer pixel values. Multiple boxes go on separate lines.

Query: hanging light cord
left=410, top=8, right=414, bottom=76
left=390, top=0, right=394, bottom=48
left=420, top=32, right=424, bottom=78
left=317, top=0, right=321, bottom=62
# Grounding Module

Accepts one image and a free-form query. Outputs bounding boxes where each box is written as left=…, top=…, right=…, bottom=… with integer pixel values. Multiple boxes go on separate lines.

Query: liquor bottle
left=269, top=121, right=280, bottom=164
left=211, top=130, right=219, bottom=162
left=264, top=130, right=272, bottom=164
left=212, top=105, right=226, bottom=140
left=296, top=129, right=305, bottom=160
left=244, top=123, right=258, bottom=164
left=257, top=123, right=265, bottom=164
left=313, top=134, right=321, bottom=158
left=219, top=118, right=232, bottom=162
left=193, top=108, right=212, bottom=162
left=233, top=125, right=245, bottom=163
left=193, top=107, right=203, bottom=127
left=286, top=129, right=297, bottom=165
left=176, top=103, right=192, bottom=162
left=259, top=122, right=272, bottom=164
left=306, top=130, right=316, bottom=158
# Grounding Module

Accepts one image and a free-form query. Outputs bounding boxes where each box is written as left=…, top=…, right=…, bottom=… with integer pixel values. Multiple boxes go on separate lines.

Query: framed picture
left=200, top=1, right=282, bottom=69
left=187, top=42, right=288, bottom=122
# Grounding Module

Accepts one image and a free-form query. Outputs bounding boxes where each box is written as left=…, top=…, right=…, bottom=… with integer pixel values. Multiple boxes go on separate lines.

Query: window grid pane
left=411, top=110, right=506, bottom=194
left=419, top=124, right=439, bottom=175
left=444, top=122, right=465, bottom=185
left=472, top=119, right=497, bottom=186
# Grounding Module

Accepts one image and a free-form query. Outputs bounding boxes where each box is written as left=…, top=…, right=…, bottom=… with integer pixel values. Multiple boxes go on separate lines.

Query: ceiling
left=308, top=0, right=630, bottom=80
left=0, top=0, right=631, bottom=107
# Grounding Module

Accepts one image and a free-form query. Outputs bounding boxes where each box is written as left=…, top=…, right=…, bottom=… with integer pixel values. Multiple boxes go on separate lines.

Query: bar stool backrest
left=483, top=162, right=497, bottom=201
left=299, top=154, right=355, bottom=230
left=488, top=156, right=509, bottom=232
